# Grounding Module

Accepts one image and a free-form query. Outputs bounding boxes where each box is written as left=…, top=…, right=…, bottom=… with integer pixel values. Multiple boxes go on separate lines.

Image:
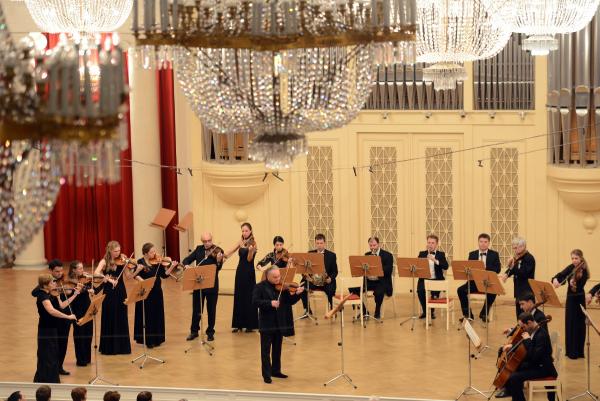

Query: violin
left=242, top=235, right=256, bottom=248
left=148, top=254, right=174, bottom=267
left=274, top=248, right=289, bottom=265
left=505, top=250, right=526, bottom=275
left=275, top=281, right=300, bottom=294
left=113, top=254, right=137, bottom=271
left=493, top=316, right=552, bottom=389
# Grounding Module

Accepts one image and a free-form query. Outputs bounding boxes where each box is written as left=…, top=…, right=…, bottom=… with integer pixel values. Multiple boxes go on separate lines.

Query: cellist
left=496, top=313, right=557, bottom=401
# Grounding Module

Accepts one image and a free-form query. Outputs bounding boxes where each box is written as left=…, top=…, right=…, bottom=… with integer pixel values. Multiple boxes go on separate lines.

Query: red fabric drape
left=43, top=34, right=134, bottom=264
left=157, top=69, right=180, bottom=261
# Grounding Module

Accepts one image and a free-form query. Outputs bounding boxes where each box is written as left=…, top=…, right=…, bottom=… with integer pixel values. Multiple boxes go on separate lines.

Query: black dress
left=133, top=259, right=168, bottom=347
left=552, top=264, right=589, bottom=359
left=99, top=266, right=131, bottom=355
left=34, top=291, right=61, bottom=383
left=232, top=247, right=259, bottom=330
left=71, top=283, right=103, bottom=366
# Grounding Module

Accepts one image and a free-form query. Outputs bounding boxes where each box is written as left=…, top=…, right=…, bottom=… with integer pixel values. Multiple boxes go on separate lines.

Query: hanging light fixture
left=24, top=0, right=134, bottom=33
left=485, top=0, right=600, bottom=56
left=416, top=0, right=511, bottom=90
left=133, top=0, right=417, bottom=169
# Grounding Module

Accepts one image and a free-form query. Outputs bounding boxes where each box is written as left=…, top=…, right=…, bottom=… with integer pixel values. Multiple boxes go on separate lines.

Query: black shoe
left=431, top=312, right=436, bottom=320
left=263, top=377, right=272, bottom=384
left=272, top=372, right=288, bottom=378
left=479, top=314, right=489, bottom=323
left=76, top=362, right=87, bottom=367
left=232, top=328, right=240, bottom=333
left=147, top=344, right=155, bottom=349
left=495, top=390, right=510, bottom=398
left=59, top=368, right=70, bottom=375
left=186, top=332, right=199, bottom=341
left=207, top=334, right=215, bottom=341
left=374, top=314, right=381, bottom=319
left=245, top=328, right=255, bottom=333
left=419, top=314, right=426, bottom=319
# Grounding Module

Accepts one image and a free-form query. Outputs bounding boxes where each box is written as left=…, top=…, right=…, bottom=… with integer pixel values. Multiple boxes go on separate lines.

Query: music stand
left=567, top=306, right=599, bottom=401
left=289, top=252, right=324, bottom=324
left=182, top=264, right=217, bottom=355
left=173, top=212, right=193, bottom=254
left=77, top=293, right=114, bottom=385
left=471, top=270, right=505, bottom=350
left=323, top=294, right=357, bottom=389
left=150, top=208, right=176, bottom=255
left=529, top=279, right=563, bottom=311
left=452, top=260, right=485, bottom=325
left=126, top=278, right=164, bottom=368
left=397, top=257, right=431, bottom=330
left=349, top=255, right=384, bottom=325
left=456, top=319, right=488, bottom=400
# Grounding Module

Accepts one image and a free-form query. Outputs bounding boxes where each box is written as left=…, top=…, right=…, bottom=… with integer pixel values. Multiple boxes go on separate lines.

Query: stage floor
left=2, top=269, right=599, bottom=399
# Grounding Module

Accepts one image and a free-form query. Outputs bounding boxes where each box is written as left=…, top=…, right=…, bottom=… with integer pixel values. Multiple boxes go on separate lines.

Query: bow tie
left=480, top=252, right=487, bottom=256
left=429, top=251, right=435, bottom=255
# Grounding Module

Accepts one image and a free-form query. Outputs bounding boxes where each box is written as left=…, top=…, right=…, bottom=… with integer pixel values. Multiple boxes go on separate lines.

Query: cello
left=492, top=316, right=552, bottom=389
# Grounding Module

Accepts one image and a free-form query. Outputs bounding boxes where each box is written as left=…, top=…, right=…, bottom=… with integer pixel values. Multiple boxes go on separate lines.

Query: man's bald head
left=266, top=266, right=281, bottom=284
left=201, top=232, right=213, bottom=248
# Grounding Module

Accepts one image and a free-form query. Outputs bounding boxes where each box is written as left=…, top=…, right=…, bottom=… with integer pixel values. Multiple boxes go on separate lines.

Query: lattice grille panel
left=490, top=147, right=519, bottom=267
left=307, top=146, right=335, bottom=251
left=370, top=147, right=398, bottom=255
left=425, top=147, right=454, bottom=261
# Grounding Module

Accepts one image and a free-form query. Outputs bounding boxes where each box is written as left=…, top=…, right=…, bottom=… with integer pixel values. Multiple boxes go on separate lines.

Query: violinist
left=95, top=240, right=135, bottom=355
left=252, top=266, right=305, bottom=383
left=499, top=238, right=536, bottom=318
left=33, top=273, right=77, bottom=384
left=226, top=222, right=259, bottom=333
left=133, top=243, right=179, bottom=348
left=31, top=259, right=79, bottom=376
left=257, top=236, right=289, bottom=270
left=67, top=261, right=105, bottom=366
left=497, top=312, right=557, bottom=401
left=182, top=232, right=223, bottom=342
left=552, top=249, right=589, bottom=359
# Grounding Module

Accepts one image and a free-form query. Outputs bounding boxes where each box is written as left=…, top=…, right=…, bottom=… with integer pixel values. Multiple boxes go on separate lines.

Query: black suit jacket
left=507, top=252, right=535, bottom=297
left=365, top=249, right=394, bottom=296
left=252, top=280, right=301, bottom=336
left=520, top=327, right=557, bottom=376
left=417, top=250, right=449, bottom=280
left=182, top=245, right=223, bottom=293
left=468, top=249, right=501, bottom=273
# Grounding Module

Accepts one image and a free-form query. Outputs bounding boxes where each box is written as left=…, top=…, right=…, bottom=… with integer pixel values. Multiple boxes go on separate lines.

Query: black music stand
left=289, top=252, right=324, bottom=324
left=182, top=264, right=217, bottom=355
left=397, top=257, right=431, bottom=330
left=349, top=255, right=384, bottom=325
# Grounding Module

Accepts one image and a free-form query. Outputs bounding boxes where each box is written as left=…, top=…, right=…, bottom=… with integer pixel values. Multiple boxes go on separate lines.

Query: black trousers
left=417, top=278, right=442, bottom=315
left=260, top=331, right=283, bottom=380
left=300, top=284, right=334, bottom=310
left=56, top=321, right=71, bottom=369
left=457, top=281, right=496, bottom=318
left=505, top=369, right=556, bottom=401
left=349, top=280, right=384, bottom=316
left=191, top=289, right=218, bottom=335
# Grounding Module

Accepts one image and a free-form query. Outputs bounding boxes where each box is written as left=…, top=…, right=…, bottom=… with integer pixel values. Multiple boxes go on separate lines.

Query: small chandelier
left=24, top=0, right=134, bottom=33
left=134, top=0, right=417, bottom=168
left=486, top=0, right=600, bottom=56
left=416, top=0, right=511, bottom=90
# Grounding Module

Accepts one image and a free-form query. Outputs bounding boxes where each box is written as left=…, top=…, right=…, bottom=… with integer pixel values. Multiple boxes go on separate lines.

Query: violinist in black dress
left=95, top=240, right=133, bottom=355
left=300, top=233, right=338, bottom=311
left=133, top=243, right=178, bottom=348
left=227, top=222, right=259, bottom=332
left=552, top=249, right=589, bottom=359
left=252, top=266, right=305, bottom=383
left=67, top=261, right=105, bottom=366
left=500, top=238, right=535, bottom=318
left=587, top=284, right=600, bottom=305
left=417, top=235, right=449, bottom=319
left=182, top=232, right=224, bottom=342
left=33, top=274, right=77, bottom=383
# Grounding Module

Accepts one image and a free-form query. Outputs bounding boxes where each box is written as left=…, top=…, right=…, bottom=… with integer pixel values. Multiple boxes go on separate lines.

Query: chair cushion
left=528, top=377, right=558, bottom=381
left=428, top=297, right=451, bottom=303
left=310, top=288, right=325, bottom=293
left=469, top=291, right=485, bottom=295
left=334, top=293, right=360, bottom=300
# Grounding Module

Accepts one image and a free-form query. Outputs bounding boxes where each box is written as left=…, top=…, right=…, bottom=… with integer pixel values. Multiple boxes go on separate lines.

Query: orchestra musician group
left=31, top=225, right=598, bottom=401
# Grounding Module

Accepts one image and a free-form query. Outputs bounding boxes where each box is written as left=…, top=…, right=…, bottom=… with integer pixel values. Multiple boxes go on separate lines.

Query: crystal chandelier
left=486, top=0, right=600, bottom=56
left=24, top=0, right=134, bottom=33
left=134, top=0, right=417, bottom=168
left=416, top=0, right=511, bottom=90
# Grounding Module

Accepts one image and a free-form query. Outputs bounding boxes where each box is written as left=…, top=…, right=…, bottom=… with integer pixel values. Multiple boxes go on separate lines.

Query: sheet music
left=463, top=319, right=482, bottom=350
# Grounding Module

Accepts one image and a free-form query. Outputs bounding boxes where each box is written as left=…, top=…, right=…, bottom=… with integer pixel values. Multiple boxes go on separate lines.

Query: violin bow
left=276, top=265, right=292, bottom=303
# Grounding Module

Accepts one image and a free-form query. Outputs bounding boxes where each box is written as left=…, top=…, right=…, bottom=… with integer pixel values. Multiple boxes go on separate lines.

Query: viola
left=275, top=281, right=300, bottom=294
left=505, top=251, right=526, bottom=275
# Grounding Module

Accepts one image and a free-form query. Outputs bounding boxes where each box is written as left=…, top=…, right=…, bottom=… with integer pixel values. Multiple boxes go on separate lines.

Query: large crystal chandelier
left=416, top=0, right=511, bottom=90
left=134, top=0, right=417, bottom=168
left=486, top=0, right=600, bottom=56
left=24, top=0, right=134, bottom=33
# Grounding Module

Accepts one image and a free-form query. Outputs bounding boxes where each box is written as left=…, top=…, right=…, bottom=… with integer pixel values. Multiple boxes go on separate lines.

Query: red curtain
left=157, top=69, right=180, bottom=261
left=44, top=34, right=134, bottom=264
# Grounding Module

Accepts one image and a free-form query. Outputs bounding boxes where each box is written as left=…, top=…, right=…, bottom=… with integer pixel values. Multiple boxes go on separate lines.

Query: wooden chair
left=425, top=279, right=455, bottom=330
left=333, top=276, right=364, bottom=328
left=380, top=267, right=398, bottom=319
left=308, top=286, right=330, bottom=317
left=525, top=332, right=563, bottom=401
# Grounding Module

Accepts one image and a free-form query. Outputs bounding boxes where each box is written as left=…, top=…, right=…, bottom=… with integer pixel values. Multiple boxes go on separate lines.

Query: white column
left=128, top=55, right=163, bottom=256
left=13, top=230, right=47, bottom=269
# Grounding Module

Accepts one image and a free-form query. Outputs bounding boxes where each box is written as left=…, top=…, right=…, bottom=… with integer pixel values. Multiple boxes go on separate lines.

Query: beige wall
left=174, top=56, right=600, bottom=297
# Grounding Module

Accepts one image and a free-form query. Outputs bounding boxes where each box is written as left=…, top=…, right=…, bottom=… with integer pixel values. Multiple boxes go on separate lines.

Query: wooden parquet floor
left=1, top=269, right=598, bottom=400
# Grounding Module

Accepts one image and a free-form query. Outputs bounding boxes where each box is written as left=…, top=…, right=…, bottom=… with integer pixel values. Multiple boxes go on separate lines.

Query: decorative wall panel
left=425, top=147, right=454, bottom=261
left=369, top=147, right=399, bottom=255
left=307, top=146, right=335, bottom=250
left=490, top=147, right=519, bottom=267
